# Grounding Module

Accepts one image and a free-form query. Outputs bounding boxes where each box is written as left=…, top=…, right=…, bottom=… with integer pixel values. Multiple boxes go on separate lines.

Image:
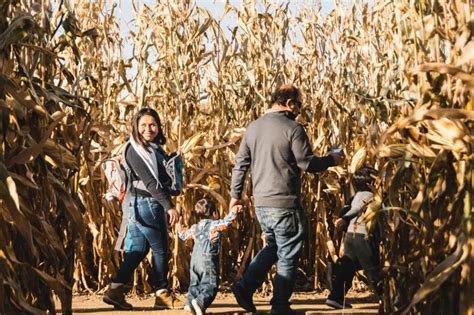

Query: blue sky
left=117, top=0, right=339, bottom=59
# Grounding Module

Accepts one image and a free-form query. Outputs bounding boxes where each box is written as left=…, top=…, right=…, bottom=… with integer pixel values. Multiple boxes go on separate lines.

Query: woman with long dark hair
left=103, top=108, right=180, bottom=310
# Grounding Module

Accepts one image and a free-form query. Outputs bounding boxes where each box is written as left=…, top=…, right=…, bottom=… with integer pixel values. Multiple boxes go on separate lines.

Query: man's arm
left=229, top=134, right=251, bottom=207
left=291, top=125, right=337, bottom=173
left=291, top=125, right=336, bottom=173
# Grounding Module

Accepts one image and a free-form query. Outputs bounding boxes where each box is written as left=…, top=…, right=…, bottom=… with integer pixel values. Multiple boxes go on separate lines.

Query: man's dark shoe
left=103, top=285, right=133, bottom=310
left=231, top=282, right=256, bottom=312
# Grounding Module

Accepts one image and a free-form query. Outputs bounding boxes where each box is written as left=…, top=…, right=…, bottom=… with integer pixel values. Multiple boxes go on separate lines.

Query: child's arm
left=342, top=191, right=374, bottom=222
left=209, top=210, right=237, bottom=234
left=176, top=223, right=195, bottom=241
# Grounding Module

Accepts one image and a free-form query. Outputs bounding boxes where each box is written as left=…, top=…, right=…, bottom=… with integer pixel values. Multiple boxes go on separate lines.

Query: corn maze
left=0, top=0, right=472, bottom=314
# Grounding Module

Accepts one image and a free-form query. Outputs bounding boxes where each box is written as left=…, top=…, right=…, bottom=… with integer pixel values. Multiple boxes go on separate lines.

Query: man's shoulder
left=251, top=112, right=300, bottom=129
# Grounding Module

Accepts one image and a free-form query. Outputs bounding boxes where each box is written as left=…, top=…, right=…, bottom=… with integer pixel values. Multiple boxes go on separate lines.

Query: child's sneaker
left=191, top=299, right=204, bottom=315
left=184, top=303, right=194, bottom=313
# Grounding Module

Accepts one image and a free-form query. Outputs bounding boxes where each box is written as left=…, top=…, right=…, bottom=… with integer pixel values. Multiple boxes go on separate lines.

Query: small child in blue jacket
left=177, top=198, right=237, bottom=315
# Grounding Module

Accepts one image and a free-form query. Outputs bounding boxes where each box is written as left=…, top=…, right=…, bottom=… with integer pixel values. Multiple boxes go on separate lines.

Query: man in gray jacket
left=229, top=84, right=345, bottom=315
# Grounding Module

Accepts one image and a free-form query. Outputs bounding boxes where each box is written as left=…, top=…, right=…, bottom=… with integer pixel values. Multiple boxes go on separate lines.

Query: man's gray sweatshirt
left=230, top=110, right=335, bottom=209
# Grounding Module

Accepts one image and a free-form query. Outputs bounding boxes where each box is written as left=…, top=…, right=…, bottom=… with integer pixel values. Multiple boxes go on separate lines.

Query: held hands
left=229, top=197, right=244, bottom=213
left=167, top=208, right=179, bottom=225
left=335, top=217, right=347, bottom=230
left=330, top=150, right=345, bottom=166
left=175, top=218, right=185, bottom=233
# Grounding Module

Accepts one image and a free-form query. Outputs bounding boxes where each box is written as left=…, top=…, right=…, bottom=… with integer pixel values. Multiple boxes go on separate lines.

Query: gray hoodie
left=343, top=191, right=374, bottom=235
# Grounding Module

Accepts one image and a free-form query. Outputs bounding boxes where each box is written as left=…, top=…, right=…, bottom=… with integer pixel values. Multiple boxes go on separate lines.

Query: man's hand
left=167, top=208, right=179, bottom=225
left=229, top=197, right=244, bottom=213
left=330, top=151, right=345, bottom=166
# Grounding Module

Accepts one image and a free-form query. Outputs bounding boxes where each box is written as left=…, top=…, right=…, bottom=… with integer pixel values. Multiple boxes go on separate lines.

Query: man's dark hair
left=131, top=107, right=166, bottom=148
left=194, top=198, right=218, bottom=220
left=271, top=84, right=301, bottom=105
left=353, top=166, right=377, bottom=191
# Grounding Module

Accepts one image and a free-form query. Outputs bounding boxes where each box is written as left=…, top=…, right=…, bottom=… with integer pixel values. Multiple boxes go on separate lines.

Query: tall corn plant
left=0, top=0, right=126, bottom=313
left=0, top=0, right=87, bottom=314
left=370, top=1, right=473, bottom=313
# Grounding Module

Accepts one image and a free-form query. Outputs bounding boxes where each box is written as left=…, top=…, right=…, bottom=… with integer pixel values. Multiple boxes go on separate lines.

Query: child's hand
left=176, top=222, right=186, bottom=234
left=335, top=218, right=347, bottom=230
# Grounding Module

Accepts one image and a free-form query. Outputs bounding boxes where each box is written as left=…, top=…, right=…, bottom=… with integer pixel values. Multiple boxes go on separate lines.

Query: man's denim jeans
left=114, top=196, right=169, bottom=290
left=240, top=207, right=307, bottom=313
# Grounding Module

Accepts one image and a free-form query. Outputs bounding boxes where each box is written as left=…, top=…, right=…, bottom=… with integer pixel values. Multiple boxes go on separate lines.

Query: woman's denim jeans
left=114, top=196, right=169, bottom=290
left=239, top=207, right=307, bottom=313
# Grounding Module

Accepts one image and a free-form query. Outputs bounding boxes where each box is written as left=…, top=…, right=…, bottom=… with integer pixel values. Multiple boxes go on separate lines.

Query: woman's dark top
left=125, top=144, right=174, bottom=211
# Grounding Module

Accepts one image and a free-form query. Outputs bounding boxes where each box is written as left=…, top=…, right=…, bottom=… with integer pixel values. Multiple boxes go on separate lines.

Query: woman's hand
left=167, top=208, right=179, bottom=225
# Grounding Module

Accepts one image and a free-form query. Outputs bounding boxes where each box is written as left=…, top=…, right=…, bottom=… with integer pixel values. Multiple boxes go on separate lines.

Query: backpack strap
left=128, top=143, right=163, bottom=231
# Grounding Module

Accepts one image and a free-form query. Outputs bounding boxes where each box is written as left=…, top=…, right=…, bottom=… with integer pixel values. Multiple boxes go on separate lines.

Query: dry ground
left=66, top=290, right=378, bottom=314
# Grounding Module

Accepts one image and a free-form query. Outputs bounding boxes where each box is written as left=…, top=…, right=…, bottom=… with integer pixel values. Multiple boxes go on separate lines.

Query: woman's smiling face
left=138, top=114, right=159, bottom=143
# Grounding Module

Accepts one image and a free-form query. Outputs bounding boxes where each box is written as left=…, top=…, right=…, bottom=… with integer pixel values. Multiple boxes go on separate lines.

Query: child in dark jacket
left=326, top=166, right=382, bottom=310
left=177, top=198, right=237, bottom=315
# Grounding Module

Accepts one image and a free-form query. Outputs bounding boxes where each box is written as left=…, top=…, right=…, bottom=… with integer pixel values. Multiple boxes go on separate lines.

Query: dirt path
left=68, top=291, right=378, bottom=314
